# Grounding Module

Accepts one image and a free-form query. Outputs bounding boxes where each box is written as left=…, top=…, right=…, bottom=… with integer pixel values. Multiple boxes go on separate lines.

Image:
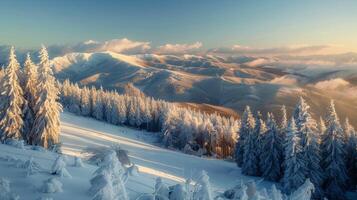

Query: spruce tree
left=321, top=100, right=348, bottom=200
left=282, top=117, right=306, bottom=195
left=259, top=113, right=283, bottom=181
left=30, top=46, right=62, bottom=148
left=0, top=47, right=25, bottom=142
left=293, top=97, right=324, bottom=198
left=235, top=106, right=254, bottom=167
left=242, top=111, right=259, bottom=176
left=22, top=53, right=38, bottom=142
left=343, top=118, right=357, bottom=188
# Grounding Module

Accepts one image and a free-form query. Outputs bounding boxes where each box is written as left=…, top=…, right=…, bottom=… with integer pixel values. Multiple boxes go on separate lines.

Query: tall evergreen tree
left=321, top=100, right=348, bottom=200
left=293, top=97, right=324, bottom=198
left=343, top=118, right=357, bottom=188
left=235, top=106, right=255, bottom=167
left=242, top=111, right=259, bottom=176
left=282, top=117, right=306, bottom=195
left=259, top=113, right=283, bottom=181
left=0, top=47, right=25, bottom=142
left=30, top=46, right=62, bottom=148
left=22, top=53, right=38, bottom=141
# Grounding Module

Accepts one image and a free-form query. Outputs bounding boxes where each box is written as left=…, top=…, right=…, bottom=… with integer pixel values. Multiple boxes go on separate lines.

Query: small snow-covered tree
left=41, top=178, right=63, bottom=193
left=22, top=53, right=38, bottom=142
left=93, top=87, right=105, bottom=121
left=89, top=151, right=128, bottom=200
left=74, top=156, right=84, bottom=167
left=270, top=184, right=283, bottom=200
left=344, top=118, right=357, bottom=187
left=235, top=106, right=255, bottom=167
left=282, top=118, right=306, bottom=195
left=289, top=179, right=315, bottom=200
left=154, top=177, right=169, bottom=199
left=30, top=46, right=62, bottom=148
left=0, top=177, right=20, bottom=200
left=51, top=155, right=71, bottom=178
left=0, top=47, right=25, bottom=142
left=259, top=113, right=283, bottom=181
left=23, top=156, right=41, bottom=177
left=193, top=170, right=213, bottom=200
left=321, top=100, right=348, bottom=200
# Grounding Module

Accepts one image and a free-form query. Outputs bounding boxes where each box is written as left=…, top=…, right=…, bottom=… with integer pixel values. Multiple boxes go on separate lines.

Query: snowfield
left=0, top=112, right=274, bottom=199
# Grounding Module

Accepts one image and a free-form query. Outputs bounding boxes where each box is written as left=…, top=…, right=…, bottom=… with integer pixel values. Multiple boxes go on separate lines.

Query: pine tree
left=259, top=113, right=283, bottom=181
left=321, top=100, right=348, bottom=200
left=235, top=106, right=255, bottom=167
left=242, top=111, right=259, bottom=176
left=282, top=117, right=306, bottom=195
left=30, top=46, right=62, bottom=148
left=22, top=53, right=38, bottom=142
left=89, top=151, right=128, bottom=200
left=0, top=47, right=25, bottom=142
left=80, top=87, right=91, bottom=116
left=343, top=118, right=357, bottom=188
left=293, top=97, right=323, bottom=198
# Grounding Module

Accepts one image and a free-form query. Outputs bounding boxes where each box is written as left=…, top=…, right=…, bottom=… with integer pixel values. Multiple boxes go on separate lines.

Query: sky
left=1, top=0, right=357, bottom=52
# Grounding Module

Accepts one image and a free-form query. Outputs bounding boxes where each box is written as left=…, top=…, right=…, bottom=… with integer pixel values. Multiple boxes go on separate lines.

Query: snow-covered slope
left=0, top=112, right=272, bottom=199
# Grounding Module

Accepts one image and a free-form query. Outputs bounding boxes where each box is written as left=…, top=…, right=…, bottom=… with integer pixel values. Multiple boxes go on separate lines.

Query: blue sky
left=1, top=0, right=357, bottom=50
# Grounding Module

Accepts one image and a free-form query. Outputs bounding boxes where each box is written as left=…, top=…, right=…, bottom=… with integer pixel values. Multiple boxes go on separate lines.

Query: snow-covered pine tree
left=321, top=100, right=348, bottom=200
left=30, top=46, right=62, bottom=148
left=343, top=118, right=357, bottom=188
left=256, top=112, right=267, bottom=175
left=242, top=110, right=259, bottom=176
left=235, top=106, right=255, bottom=167
left=259, top=113, right=283, bottom=181
left=0, top=47, right=25, bottom=142
left=289, top=179, right=315, bottom=200
left=193, top=170, right=213, bottom=200
left=51, top=155, right=71, bottom=178
left=80, top=86, right=91, bottom=116
left=22, top=53, right=38, bottom=142
left=93, top=87, right=105, bottom=121
left=293, top=97, right=323, bottom=199
left=318, top=116, right=326, bottom=135
left=282, top=117, right=306, bottom=195
left=89, top=151, right=128, bottom=200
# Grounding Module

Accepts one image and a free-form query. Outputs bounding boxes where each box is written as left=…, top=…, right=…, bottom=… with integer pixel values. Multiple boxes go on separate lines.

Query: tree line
left=60, top=80, right=239, bottom=158
left=0, top=46, right=61, bottom=149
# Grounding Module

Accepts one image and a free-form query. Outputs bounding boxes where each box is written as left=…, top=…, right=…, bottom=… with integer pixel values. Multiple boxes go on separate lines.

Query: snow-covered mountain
left=50, top=51, right=357, bottom=126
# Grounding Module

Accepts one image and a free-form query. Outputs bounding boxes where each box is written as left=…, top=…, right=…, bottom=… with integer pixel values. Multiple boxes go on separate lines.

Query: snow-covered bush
left=73, top=156, right=84, bottom=167
left=288, top=179, right=314, bottom=200
left=51, top=155, right=71, bottom=178
left=0, top=178, right=20, bottom=200
left=5, top=139, right=25, bottom=149
left=155, top=177, right=169, bottom=198
left=41, top=178, right=63, bottom=193
left=193, top=170, right=213, bottom=200
left=22, top=156, right=42, bottom=177
left=89, top=150, right=128, bottom=200
left=169, top=184, right=187, bottom=200
left=85, top=145, right=131, bottom=167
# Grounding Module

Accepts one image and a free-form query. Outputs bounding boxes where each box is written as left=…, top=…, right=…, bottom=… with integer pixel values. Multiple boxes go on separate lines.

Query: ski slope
left=60, top=112, right=273, bottom=196
left=0, top=112, right=273, bottom=199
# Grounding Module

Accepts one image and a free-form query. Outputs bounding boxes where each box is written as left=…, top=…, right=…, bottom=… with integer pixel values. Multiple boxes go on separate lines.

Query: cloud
left=313, top=78, right=357, bottom=98
left=73, top=38, right=151, bottom=54
left=154, top=42, right=202, bottom=54
left=209, top=44, right=332, bottom=56
left=313, top=78, right=350, bottom=90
